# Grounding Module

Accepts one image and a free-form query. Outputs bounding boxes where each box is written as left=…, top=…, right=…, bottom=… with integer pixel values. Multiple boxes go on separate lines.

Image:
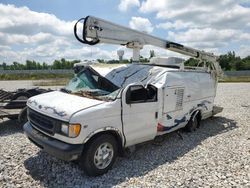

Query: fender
left=189, top=106, right=203, bottom=117
left=83, top=126, right=125, bottom=146
left=191, top=110, right=200, bottom=121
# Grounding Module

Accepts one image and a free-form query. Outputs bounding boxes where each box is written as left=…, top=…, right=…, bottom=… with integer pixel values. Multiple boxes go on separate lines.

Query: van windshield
left=63, top=67, right=120, bottom=101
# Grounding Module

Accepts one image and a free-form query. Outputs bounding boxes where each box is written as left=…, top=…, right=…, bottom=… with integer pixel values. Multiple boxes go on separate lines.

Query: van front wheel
left=79, top=134, right=118, bottom=176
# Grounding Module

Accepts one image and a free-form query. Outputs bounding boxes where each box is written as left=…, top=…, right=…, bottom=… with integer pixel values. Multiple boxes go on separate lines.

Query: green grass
left=219, top=76, right=250, bottom=82
left=0, top=73, right=73, bottom=80
left=1, top=67, right=250, bottom=84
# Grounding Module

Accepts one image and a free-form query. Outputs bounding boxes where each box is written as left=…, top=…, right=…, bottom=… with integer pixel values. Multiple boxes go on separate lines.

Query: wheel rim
left=94, top=142, right=114, bottom=169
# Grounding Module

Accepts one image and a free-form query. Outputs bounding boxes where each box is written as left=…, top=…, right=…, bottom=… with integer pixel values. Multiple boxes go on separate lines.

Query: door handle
left=155, top=112, right=158, bottom=119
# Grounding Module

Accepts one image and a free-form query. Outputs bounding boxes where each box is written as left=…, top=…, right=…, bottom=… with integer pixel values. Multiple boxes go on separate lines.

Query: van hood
left=27, top=91, right=104, bottom=121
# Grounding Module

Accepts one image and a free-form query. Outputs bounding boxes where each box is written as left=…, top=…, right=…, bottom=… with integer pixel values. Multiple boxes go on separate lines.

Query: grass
left=0, top=65, right=250, bottom=84
left=92, top=63, right=124, bottom=68
left=33, top=79, right=70, bottom=86
left=219, top=76, right=250, bottom=82
left=0, top=73, right=73, bottom=80
left=0, top=64, right=118, bottom=81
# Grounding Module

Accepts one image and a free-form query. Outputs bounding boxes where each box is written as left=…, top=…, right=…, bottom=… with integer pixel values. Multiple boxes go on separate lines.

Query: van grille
left=28, top=108, right=62, bottom=135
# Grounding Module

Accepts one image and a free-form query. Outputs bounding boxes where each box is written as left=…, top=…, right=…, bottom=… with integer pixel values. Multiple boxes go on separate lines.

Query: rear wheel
left=79, top=134, right=118, bottom=176
left=184, top=114, right=199, bottom=132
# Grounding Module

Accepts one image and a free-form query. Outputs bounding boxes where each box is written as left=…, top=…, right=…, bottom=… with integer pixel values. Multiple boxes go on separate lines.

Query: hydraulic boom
left=74, top=16, right=222, bottom=77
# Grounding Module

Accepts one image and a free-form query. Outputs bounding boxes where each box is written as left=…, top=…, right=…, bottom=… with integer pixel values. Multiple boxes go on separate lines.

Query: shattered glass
left=64, top=67, right=120, bottom=101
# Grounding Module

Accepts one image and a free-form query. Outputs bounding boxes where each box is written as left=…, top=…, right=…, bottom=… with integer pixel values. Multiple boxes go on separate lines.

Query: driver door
left=122, top=84, right=159, bottom=147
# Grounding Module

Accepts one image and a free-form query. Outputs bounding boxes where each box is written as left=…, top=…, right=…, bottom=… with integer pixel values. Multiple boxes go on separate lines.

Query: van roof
left=90, top=64, right=176, bottom=88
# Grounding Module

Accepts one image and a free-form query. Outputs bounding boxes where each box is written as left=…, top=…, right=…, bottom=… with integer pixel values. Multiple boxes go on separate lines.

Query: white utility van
left=24, top=16, right=223, bottom=176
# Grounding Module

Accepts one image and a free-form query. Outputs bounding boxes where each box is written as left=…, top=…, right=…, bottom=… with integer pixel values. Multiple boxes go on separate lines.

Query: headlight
left=61, top=123, right=69, bottom=135
left=61, top=123, right=81, bottom=138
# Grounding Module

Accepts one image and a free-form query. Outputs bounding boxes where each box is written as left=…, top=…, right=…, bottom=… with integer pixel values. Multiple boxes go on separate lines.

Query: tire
left=79, top=134, right=118, bottom=176
left=184, top=114, right=199, bottom=132
left=5, top=93, right=30, bottom=110
left=18, top=107, right=28, bottom=124
left=8, top=116, right=18, bottom=120
left=11, top=92, right=31, bottom=100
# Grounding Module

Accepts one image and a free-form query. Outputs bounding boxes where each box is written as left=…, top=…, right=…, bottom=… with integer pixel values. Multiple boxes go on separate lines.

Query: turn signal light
left=68, top=124, right=81, bottom=138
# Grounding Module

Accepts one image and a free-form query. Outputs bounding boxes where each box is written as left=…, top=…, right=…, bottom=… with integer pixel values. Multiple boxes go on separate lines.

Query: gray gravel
left=0, top=83, right=250, bottom=187
left=0, top=80, right=62, bottom=91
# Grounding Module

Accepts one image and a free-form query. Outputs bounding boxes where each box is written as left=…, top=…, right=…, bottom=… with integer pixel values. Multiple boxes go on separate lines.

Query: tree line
left=0, top=58, right=80, bottom=70
left=185, top=51, right=250, bottom=71
left=0, top=51, right=249, bottom=71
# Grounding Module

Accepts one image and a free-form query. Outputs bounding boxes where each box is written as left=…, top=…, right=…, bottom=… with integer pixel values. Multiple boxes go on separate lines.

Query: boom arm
left=74, top=16, right=222, bottom=76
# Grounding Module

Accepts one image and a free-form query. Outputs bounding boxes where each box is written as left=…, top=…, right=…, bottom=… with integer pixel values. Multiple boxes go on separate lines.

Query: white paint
left=26, top=62, right=218, bottom=146
left=27, top=91, right=104, bottom=121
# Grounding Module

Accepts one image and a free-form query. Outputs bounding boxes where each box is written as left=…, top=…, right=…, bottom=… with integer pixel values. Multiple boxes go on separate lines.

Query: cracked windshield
left=64, top=67, right=120, bottom=101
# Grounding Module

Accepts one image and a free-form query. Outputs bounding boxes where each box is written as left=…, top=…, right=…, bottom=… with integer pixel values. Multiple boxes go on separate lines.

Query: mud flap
left=212, top=106, right=223, bottom=116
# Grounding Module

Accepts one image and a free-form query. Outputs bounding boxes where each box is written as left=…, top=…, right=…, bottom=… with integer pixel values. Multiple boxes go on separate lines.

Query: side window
left=126, top=85, right=157, bottom=104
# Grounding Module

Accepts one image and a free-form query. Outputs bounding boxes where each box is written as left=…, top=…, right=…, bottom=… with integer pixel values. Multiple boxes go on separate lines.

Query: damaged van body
left=24, top=59, right=222, bottom=176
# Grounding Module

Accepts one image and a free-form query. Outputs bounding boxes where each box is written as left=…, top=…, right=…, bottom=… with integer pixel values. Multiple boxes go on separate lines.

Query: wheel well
left=197, top=111, right=202, bottom=122
left=192, top=110, right=201, bottom=126
left=84, top=131, right=124, bottom=156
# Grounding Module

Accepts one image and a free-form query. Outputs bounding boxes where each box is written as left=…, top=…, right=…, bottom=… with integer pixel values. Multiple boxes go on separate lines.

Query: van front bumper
left=23, top=122, right=83, bottom=161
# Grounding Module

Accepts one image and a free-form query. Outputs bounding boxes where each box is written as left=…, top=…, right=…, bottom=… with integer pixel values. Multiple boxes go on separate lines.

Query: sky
left=0, top=0, right=250, bottom=64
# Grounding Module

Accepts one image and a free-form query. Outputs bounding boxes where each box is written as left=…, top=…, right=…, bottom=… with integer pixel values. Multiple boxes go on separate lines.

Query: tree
left=242, top=56, right=250, bottom=70
left=107, top=60, right=119, bottom=64
left=26, top=60, right=33, bottom=70
left=139, top=55, right=149, bottom=63
left=97, top=59, right=105, bottom=63
left=2, top=62, right=7, bottom=70
left=218, top=51, right=238, bottom=71
left=184, top=58, right=199, bottom=66
left=52, top=60, right=61, bottom=69
left=42, top=62, right=48, bottom=69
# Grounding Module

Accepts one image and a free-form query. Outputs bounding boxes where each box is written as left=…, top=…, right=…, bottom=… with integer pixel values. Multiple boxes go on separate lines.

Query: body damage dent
left=159, top=116, right=187, bottom=132
left=190, top=100, right=211, bottom=115
left=160, top=100, right=210, bottom=132
left=27, top=99, right=67, bottom=117
left=197, top=100, right=211, bottom=111
left=160, top=100, right=211, bottom=132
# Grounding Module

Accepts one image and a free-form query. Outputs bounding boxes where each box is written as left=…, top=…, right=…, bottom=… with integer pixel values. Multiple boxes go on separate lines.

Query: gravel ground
left=0, top=83, right=250, bottom=187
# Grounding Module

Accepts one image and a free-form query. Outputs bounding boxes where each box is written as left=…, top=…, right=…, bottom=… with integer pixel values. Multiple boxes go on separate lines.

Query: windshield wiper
left=72, top=90, right=104, bottom=101
left=60, top=88, right=72, bottom=93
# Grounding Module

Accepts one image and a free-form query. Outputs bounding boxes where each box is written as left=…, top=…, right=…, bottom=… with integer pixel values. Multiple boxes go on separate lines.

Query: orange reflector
left=69, top=124, right=81, bottom=138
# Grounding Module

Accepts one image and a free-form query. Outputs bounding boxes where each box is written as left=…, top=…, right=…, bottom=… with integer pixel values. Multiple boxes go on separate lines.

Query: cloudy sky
left=0, top=0, right=250, bottom=64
